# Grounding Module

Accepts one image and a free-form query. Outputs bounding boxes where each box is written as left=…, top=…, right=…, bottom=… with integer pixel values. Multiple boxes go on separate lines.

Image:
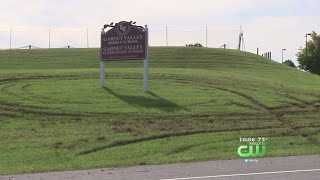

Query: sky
left=0, top=0, right=319, bottom=64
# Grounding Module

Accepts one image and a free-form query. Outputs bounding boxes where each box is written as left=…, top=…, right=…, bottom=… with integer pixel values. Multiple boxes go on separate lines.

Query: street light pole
left=306, top=33, right=311, bottom=59
left=282, top=49, right=286, bottom=63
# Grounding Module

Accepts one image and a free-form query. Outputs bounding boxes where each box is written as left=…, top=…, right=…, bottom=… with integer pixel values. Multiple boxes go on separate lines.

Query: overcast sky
left=0, top=0, right=319, bottom=64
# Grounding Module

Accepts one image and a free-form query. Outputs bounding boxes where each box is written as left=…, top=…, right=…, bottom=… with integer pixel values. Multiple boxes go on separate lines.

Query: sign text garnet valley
left=101, top=21, right=147, bottom=60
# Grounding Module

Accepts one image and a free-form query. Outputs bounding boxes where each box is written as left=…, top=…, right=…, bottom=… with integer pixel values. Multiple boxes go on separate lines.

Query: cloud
left=243, top=14, right=320, bottom=63
left=0, top=0, right=256, bottom=27
left=0, top=0, right=319, bottom=63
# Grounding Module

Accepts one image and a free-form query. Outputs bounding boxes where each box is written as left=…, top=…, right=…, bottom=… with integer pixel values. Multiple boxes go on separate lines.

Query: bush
left=186, top=43, right=203, bottom=47
left=283, top=60, right=296, bottom=68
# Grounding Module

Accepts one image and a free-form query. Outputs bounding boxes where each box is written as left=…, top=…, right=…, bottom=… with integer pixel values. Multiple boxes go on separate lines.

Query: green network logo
left=238, top=145, right=266, bottom=158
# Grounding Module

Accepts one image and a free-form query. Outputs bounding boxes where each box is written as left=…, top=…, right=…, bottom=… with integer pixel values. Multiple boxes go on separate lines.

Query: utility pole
left=86, top=28, right=89, bottom=48
left=49, top=29, right=51, bottom=48
left=205, top=26, right=208, bottom=47
left=166, top=26, right=168, bottom=46
left=9, top=28, right=12, bottom=50
left=238, top=26, right=244, bottom=51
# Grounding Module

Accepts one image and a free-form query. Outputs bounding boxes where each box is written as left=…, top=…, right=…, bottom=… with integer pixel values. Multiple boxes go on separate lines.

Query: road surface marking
left=161, top=168, right=320, bottom=180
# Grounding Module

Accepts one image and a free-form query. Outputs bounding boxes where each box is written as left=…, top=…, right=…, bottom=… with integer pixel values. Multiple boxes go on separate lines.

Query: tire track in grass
left=212, top=86, right=319, bottom=144
left=0, top=112, right=19, bottom=118
left=157, top=74, right=319, bottom=144
left=78, top=126, right=284, bottom=155
left=1, top=73, right=318, bottom=146
left=0, top=74, right=264, bottom=118
left=77, top=76, right=319, bottom=155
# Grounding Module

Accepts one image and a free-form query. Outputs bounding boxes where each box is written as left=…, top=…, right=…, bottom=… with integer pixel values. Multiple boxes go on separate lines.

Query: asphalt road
left=1, top=155, right=320, bottom=180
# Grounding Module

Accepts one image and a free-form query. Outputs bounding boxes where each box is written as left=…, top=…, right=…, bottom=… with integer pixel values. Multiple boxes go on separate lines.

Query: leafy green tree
left=283, top=60, right=296, bottom=68
left=296, top=31, right=320, bottom=75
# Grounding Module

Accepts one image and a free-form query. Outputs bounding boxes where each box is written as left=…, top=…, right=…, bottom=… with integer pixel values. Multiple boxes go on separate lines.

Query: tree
left=283, top=60, right=296, bottom=68
left=296, top=31, right=320, bottom=75
left=186, top=43, right=203, bottom=47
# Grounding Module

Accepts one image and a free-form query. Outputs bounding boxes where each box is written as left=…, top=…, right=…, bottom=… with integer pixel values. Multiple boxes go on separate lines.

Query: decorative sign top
left=100, top=21, right=147, bottom=60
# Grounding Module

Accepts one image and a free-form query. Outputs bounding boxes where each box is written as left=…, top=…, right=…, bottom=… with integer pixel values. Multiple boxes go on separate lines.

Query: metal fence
left=0, top=26, right=241, bottom=50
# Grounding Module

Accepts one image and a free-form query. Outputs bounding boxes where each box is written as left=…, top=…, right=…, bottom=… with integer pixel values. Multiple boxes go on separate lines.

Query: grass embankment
left=0, top=47, right=319, bottom=174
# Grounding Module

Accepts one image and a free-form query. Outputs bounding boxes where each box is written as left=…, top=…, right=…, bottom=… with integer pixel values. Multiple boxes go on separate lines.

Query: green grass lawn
left=0, top=47, right=319, bottom=175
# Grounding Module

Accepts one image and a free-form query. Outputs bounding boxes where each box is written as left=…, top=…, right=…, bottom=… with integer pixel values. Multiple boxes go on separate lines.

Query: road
left=1, top=155, right=320, bottom=180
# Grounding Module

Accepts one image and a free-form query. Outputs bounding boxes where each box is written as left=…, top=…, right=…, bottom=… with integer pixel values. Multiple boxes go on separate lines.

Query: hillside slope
left=0, top=47, right=319, bottom=175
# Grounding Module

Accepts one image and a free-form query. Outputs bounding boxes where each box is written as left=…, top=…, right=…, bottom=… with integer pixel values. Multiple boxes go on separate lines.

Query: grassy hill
left=0, top=47, right=319, bottom=175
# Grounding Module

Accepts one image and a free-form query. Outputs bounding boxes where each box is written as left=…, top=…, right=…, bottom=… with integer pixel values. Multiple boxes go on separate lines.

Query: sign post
left=144, top=25, right=148, bottom=92
left=100, top=61, right=105, bottom=88
left=100, top=21, right=148, bottom=92
left=100, top=28, right=105, bottom=88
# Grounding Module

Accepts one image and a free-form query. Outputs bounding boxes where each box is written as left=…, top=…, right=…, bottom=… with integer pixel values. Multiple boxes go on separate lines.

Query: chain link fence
left=0, top=26, right=241, bottom=50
